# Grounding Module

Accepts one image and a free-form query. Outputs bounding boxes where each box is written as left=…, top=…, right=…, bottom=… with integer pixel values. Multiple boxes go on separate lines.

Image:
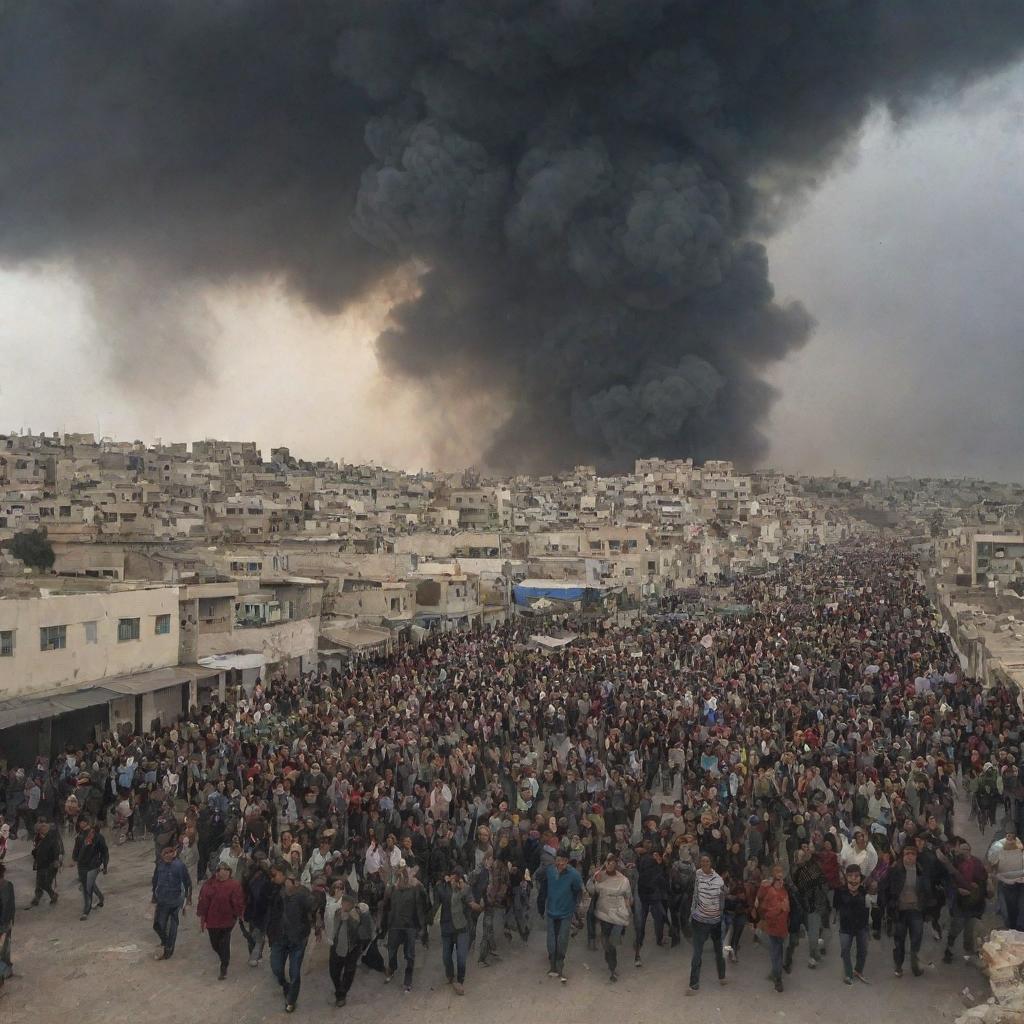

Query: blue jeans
left=387, top=927, right=417, bottom=987
left=840, top=927, right=868, bottom=979
left=546, top=915, right=572, bottom=973
left=768, top=934, right=785, bottom=981
left=153, top=900, right=182, bottom=955
left=81, top=868, right=104, bottom=915
left=441, top=929, right=470, bottom=983
left=270, top=939, right=307, bottom=1006
left=689, top=918, right=725, bottom=989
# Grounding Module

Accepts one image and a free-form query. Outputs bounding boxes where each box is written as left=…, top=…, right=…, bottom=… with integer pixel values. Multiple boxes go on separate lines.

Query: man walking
left=688, top=853, right=727, bottom=994
left=197, top=862, right=246, bottom=979
left=382, top=865, right=429, bottom=992
left=267, top=866, right=318, bottom=1013
left=589, top=852, right=633, bottom=982
left=755, top=864, right=791, bottom=992
left=537, top=850, right=583, bottom=982
left=152, top=844, right=193, bottom=960
left=836, top=864, right=869, bottom=984
left=72, top=819, right=108, bottom=920
left=881, top=843, right=928, bottom=977
left=329, top=889, right=371, bottom=1006
left=435, top=867, right=479, bottom=995
left=27, top=820, right=61, bottom=908
left=940, top=839, right=987, bottom=961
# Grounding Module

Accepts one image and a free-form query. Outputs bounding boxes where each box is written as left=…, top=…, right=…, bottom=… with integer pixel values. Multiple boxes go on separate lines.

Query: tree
left=9, top=528, right=55, bottom=572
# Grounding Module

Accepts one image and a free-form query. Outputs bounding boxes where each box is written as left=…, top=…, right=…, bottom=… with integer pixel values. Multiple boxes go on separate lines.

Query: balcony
left=197, top=615, right=232, bottom=635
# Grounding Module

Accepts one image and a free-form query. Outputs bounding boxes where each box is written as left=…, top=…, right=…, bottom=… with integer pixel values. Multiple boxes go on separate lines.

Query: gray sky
left=3, top=61, right=1024, bottom=479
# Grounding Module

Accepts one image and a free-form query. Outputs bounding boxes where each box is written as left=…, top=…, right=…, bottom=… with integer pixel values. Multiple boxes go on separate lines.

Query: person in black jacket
left=266, top=865, right=319, bottom=1013
left=72, top=819, right=109, bottom=920
left=835, top=864, right=870, bottom=984
left=880, top=844, right=931, bottom=977
left=382, top=866, right=429, bottom=991
left=241, top=854, right=273, bottom=966
left=634, top=846, right=668, bottom=965
left=27, top=819, right=61, bottom=908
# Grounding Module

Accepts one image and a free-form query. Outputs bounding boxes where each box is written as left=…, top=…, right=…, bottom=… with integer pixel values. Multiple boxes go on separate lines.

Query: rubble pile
left=958, top=931, right=1024, bottom=1024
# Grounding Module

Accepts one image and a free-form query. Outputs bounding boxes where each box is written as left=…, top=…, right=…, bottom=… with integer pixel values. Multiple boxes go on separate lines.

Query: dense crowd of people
left=1, top=539, right=1021, bottom=1008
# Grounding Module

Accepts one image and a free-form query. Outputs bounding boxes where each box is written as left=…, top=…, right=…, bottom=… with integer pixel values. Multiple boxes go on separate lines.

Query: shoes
left=911, top=955, right=922, bottom=977
left=218, top=968, right=227, bottom=981
left=248, top=959, right=259, bottom=967
left=783, top=960, right=793, bottom=974
left=894, top=967, right=903, bottom=977
left=50, top=895, right=58, bottom=905
left=403, top=985, right=411, bottom=993
left=943, top=949, right=953, bottom=964
left=285, top=1004, right=295, bottom=1014
left=774, top=978, right=784, bottom=993
left=547, top=970, right=559, bottom=978
left=634, top=955, right=642, bottom=967
left=79, top=913, right=89, bottom=921
left=719, top=977, right=727, bottom=986
left=931, top=924, right=942, bottom=942
left=686, top=986, right=698, bottom=995
left=453, top=982, right=464, bottom=996
left=559, top=973, right=568, bottom=984
left=478, top=958, right=490, bottom=967
left=609, top=972, right=617, bottom=983
left=853, top=971, right=869, bottom=984
left=808, top=959, right=817, bottom=969
left=844, top=976, right=853, bottom=985
left=154, top=951, right=168, bottom=961
left=384, top=971, right=394, bottom=983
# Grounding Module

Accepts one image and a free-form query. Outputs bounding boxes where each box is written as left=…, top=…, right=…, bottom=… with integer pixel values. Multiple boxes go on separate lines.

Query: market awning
left=319, top=625, right=391, bottom=651
left=0, top=684, right=120, bottom=731
left=197, top=653, right=267, bottom=672
left=102, top=664, right=216, bottom=696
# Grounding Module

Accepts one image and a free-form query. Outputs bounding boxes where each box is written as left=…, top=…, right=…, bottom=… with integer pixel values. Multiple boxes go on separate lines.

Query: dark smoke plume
left=1, top=2, right=1023, bottom=471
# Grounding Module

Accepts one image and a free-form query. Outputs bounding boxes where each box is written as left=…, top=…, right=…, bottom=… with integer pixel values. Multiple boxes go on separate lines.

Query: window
left=84, top=621, right=98, bottom=644
left=60, top=506, right=71, bottom=517
left=155, top=614, right=171, bottom=636
left=117, top=617, right=140, bottom=642
left=40, top=625, right=66, bottom=651
left=0, top=630, right=14, bottom=657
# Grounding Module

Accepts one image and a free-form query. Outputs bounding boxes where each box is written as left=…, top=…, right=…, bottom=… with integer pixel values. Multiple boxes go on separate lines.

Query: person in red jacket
left=755, top=865, right=791, bottom=993
left=197, top=862, right=246, bottom=979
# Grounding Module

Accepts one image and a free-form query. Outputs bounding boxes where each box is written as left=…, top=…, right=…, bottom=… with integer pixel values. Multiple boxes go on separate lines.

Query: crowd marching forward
left=1, top=540, right=1023, bottom=1011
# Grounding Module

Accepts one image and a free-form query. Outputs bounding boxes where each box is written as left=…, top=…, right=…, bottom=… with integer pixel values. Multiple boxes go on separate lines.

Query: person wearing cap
left=152, top=844, right=193, bottom=960
left=880, top=843, right=930, bottom=977
left=536, top=850, right=583, bottom=982
left=435, top=866, right=481, bottom=994
left=835, top=864, right=869, bottom=984
left=197, top=861, right=246, bottom=979
left=327, top=885, right=369, bottom=1006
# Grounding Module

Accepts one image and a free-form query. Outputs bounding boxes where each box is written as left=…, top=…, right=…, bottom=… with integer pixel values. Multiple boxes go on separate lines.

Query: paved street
left=0, top=801, right=995, bottom=1024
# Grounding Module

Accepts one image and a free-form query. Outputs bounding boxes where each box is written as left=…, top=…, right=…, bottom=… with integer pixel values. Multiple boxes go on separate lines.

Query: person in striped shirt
left=687, top=853, right=727, bottom=994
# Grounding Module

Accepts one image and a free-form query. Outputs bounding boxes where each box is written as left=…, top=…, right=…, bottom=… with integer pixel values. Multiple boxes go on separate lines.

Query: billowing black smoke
left=1, top=1, right=1023, bottom=471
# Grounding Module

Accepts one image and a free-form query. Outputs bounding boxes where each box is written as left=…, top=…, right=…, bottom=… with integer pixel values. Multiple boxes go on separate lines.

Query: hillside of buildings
left=3, top=428, right=1024, bottom=759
